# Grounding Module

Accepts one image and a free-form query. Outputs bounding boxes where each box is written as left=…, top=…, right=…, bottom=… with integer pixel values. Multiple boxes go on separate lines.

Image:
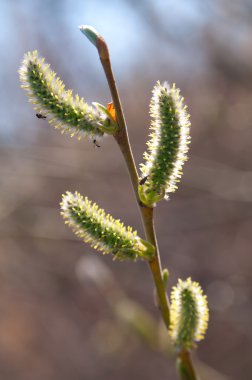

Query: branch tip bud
left=79, top=25, right=100, bottom=47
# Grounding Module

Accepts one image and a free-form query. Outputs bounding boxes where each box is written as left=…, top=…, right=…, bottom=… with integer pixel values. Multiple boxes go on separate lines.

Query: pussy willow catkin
left=19, top=50, right=115, bottom=139
left=61, top=191, right=155, bottom=261
left=139, top=81, right=190, bottom=207
left=169, top=278, right=209, bottom=349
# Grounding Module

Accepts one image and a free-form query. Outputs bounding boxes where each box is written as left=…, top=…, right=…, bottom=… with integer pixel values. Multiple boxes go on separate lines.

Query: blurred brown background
left=0, top=0, right=252, bottom=379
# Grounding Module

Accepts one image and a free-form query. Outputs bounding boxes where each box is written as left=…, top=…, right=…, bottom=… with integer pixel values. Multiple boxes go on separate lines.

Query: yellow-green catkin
left=61, top=191, right=155, bottom=261
left=169, top=278, right=209, bottom=350
left=19, top=51, right=116, bottom=139
left=139, top=81, right=190, bottom=207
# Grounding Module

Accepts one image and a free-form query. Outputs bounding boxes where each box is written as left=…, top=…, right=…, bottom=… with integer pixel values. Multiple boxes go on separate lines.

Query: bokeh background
left=0, top=1, right=252, bottom=379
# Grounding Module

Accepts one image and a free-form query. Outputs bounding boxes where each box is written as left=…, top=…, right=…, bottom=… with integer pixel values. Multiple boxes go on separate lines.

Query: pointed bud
left=79, top=24, right=109, bottom=60
left=92, top=102, right=118, bottom=132
left=169, top=278, right=209, bottom=350
left=79, top=25, right=100, bottom=47
left=162, top=268, right=169, bottom=289
left=61, top=191, right=155, bottom=261
left=139, top=81, right=190, bottom=207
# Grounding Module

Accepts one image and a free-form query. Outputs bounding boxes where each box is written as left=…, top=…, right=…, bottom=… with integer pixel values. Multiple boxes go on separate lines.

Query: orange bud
left=107, top=102, right=117, bottom=122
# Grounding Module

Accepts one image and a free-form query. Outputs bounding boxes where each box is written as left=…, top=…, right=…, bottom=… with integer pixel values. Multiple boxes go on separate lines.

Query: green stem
left=177, top=350, right=199, bottom=380
left=141, top=206, right=170, bottom=329
left=95, top=34, right=197, bottom=380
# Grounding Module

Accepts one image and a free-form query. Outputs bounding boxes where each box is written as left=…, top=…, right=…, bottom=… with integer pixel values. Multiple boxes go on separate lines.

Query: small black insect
left=36, top=113, right=46, bottom=119
left=139, top=176, right=148, bottom=185
left=93, top=139, right=101, bottom=148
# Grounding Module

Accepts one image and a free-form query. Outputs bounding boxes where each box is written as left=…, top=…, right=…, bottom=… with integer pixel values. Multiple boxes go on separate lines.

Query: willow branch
left=96, top=35, right=170, bottom=329
left=94, top=31, right=198, bottom=380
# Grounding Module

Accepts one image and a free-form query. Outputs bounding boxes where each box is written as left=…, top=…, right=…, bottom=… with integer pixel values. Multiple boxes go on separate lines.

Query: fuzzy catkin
left=61, top=191, right=155, bottom=261
left=139, top=81, right=190, bottom=206
left=19, top=50, right=108, bottom=139
left=169, top=278, right=209, bottom=350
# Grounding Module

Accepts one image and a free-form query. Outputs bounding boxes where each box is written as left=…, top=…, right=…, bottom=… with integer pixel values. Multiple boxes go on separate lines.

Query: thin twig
left=95, top=35, right=198, bottom=380
left=96, top=35, right=170, bottom=329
